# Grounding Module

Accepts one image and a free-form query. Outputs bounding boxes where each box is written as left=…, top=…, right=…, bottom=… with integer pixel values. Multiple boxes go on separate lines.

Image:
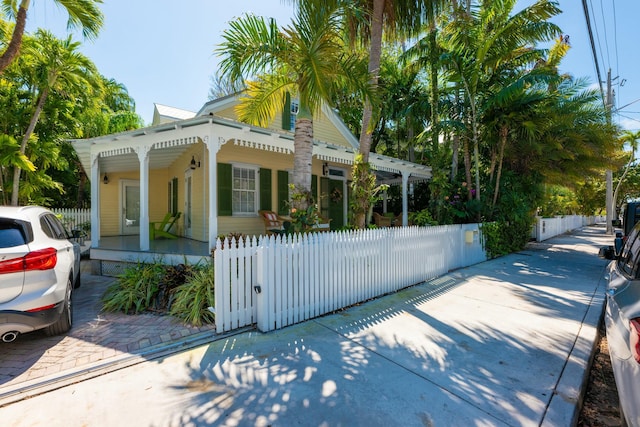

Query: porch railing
left=213, top=224, right=486, bottom=334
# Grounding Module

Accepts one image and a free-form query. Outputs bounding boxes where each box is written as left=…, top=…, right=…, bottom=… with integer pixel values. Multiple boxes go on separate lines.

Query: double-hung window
left=232, top=164, right=259, bottom=215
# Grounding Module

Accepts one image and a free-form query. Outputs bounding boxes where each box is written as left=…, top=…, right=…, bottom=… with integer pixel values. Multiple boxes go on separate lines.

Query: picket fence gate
left=213, top=224, right=486, bottom=334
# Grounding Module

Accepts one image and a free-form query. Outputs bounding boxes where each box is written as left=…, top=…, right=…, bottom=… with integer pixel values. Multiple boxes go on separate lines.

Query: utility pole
left=606, top=69, right=614, bottom=235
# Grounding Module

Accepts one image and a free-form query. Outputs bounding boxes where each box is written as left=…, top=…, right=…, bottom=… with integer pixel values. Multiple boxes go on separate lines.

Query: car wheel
left=74, top=271, right=81, bottom=289
left=44, top=277, right=73, bottom=336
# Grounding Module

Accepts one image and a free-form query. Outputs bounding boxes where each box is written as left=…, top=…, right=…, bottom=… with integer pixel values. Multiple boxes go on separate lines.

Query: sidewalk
left=1, top=226, right=611, bottom=426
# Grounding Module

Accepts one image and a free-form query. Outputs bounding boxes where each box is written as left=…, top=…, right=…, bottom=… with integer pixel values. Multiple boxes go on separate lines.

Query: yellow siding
left=100, top=170, right=170, bottom=236
left=214, top=100, right=354, bottom=149
left=168, top=143, right=209, bottom=241
left=218, top=217, right=265, bottom=238
left=215, top=105, right=239, bottom=121
left=313, top=114, right=353, bottom=148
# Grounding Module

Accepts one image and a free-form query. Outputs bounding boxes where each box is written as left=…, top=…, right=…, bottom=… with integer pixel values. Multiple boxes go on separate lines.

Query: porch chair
left=150, top=212, right=181, bottom=239
left=259, top=210, right=286, bottom=235
left=372, top=212, right=392, bottom=227
left=312, top=216, right=332, bottom=232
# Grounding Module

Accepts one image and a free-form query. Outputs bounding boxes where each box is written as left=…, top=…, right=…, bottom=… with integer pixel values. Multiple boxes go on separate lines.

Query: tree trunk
left=492, top=125, right=508, bottom=209
left=450, top=89, right=460, bottom=182
left=292, top=113, right=314, bottom=210
left=429, top=27, right=439, bottom=156
left=358, top=0, right=385, bottom=162
left=353, top=0, right=384, bottom=229
left=11, top=87, right=48, bottom=206
left=463, top=134, right=472, bottom=200
left=0, top=2, right=29, bottom=74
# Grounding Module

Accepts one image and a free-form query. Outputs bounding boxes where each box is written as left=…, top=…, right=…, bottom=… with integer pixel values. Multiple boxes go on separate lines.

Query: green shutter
left=282, top=92, right=291, bottom=131
left=277, top=170, right=289, bottom=215
left=260, top=168, right=272, bottom=211
left=218, top=163, right=232, bottom=216
left=172, top=177, right=178, bottom=215
left=311, top=174, right=318, bottom=205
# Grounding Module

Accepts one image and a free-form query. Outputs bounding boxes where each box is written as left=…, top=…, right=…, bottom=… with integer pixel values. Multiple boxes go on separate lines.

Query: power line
left=598, top=0, right=611, bottom=70
left=582, top=0, right=605, bottom=108
left=612, top=0, right=621, bottom=111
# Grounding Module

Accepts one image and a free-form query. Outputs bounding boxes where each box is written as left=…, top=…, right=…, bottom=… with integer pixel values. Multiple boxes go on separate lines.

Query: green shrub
left=481, top=219, right=532, bottom=259
left=169, top=263, right=215, bottom=326
left=102, top=262, right=165, bottom=314
left=409, top=209, right=439, bottom=226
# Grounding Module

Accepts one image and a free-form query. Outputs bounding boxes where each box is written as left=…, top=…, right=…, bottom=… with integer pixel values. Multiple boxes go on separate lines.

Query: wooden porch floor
left=95, top=235, right=211, bottom=256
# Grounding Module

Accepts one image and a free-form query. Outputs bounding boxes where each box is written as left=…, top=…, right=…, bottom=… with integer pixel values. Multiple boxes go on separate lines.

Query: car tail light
left=0, top=248, right=57, bottom=274
left=631, top=318, right=640, bottom=364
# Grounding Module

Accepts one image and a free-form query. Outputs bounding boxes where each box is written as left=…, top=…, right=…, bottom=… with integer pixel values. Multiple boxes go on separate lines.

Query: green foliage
left=102, top=262, right=165, bottom=314
left=409, top=209, right=438, bottom=226
left=539, top=185, right=580, bottom=216
left=350, top=153, right=388, bottom=228
left=170, top=263, right=215, bottom=327
left=102, top=260, right=215, bottom=326
left=287, top=186, right=319, bottom=233
left=481, top=219, right=532, bottom=259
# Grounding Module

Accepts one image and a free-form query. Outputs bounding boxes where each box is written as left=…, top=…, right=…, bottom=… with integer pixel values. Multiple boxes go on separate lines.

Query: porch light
left=322, top=162, right=329, bottom=176
left=190, top=155, right=200, bottom=170
left=103, top=174, right=109, bottom=184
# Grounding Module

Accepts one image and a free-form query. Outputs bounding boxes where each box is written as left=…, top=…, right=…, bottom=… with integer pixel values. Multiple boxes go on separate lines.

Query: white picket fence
left=534, top=215, right=605, bottom=242
left=51, top=208, right=91, bottom=234
left=213, top=224, right=486, bottom=333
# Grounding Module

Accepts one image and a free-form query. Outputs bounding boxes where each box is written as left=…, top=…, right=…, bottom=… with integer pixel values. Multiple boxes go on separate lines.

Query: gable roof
left=197, top=93, right=360, bottom=151
left=152, top=103, right=197, bottom=125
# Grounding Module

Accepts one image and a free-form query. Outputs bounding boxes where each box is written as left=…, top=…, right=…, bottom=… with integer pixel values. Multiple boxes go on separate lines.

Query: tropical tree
left=343, top=0, right=446, bottom=228
left=0, top=0, right=103, bottom=74
left=612, top=130, right=640, bottom=216
left=217, top=1, right=371, bottom=209
left=9, top=29, right=99, bottom=205
left=441, top=0, right=562, bottom=206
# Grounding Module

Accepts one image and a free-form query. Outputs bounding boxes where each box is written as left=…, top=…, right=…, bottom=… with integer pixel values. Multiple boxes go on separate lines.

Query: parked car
left=0, top=206, right=81, bottom=343
left=599, top=222, right=640, bottom=426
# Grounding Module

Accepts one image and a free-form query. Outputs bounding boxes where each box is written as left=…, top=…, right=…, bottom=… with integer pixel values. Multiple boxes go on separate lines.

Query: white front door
left=184, top=170, right=193, bottom=238
left=120, top=179, right=140, bottom=235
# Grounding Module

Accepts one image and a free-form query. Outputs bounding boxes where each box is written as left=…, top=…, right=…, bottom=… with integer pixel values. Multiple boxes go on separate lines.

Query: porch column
left=137, top=146, right=150, bottom=251
left=401, top=171, right=409, bottom=226
left=90, top=153, right=100, bottom=248
left=205, top=129, right=226, bottom=253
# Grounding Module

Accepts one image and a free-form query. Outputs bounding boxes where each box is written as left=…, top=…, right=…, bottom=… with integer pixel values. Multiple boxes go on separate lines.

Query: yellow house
left=71, top=95, right=432, bottom=274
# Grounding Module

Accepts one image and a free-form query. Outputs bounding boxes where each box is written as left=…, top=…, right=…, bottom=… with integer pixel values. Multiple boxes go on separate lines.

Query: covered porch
left=90, top=235, right=211, bottom=276
left=73, top=113, right=432, bottom=275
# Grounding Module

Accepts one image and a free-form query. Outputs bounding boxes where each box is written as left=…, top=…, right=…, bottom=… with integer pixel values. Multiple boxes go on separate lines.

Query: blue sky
left=25, top=0, right=639, bottom=130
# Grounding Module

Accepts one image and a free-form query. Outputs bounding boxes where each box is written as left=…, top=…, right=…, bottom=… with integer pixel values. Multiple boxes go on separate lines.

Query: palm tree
left=10, top=29, right=99, bottom=205
left=293, top=0, right=446, bottom=227
left=0, top=0, right=103, bottom=74
left=610, top=130, right=638, bottom=219
left=441, top=0, right=561, bottom=205
left=217, top=2, right=371, bottom=208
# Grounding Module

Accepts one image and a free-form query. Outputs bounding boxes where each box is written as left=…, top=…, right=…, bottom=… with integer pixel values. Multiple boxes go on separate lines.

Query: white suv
left=0, top=206, right=81, bottom=342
